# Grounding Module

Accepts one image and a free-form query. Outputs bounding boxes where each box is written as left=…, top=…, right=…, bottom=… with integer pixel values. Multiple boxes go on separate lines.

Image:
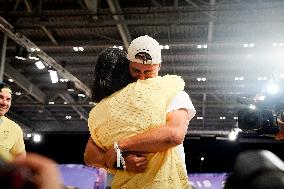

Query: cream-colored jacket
left=88, top=75, right=190, bottom=189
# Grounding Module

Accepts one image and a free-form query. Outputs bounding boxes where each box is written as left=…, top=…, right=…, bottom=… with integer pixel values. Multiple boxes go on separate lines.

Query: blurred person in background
left=0, top=82, right=26, bottom=160
left=0, top=153, right=63, bottom=189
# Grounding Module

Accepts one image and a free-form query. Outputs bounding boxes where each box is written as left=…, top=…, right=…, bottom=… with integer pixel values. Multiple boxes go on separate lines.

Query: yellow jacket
left=88, top=75, right=190, bottom=189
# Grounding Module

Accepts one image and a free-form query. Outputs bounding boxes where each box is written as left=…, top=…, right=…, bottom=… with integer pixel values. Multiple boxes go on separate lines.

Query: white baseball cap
left=127, top=35, right=162, bottom=64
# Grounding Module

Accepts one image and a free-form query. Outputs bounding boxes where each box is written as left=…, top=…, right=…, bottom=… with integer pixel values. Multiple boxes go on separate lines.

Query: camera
left=237, top=97, right=282, bottom=135
left=237, top=108, right=278, bottom=135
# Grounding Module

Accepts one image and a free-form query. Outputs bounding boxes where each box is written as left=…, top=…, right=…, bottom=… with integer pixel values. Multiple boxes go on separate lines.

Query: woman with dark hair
left=91, top=48, right=134, bottom=103
left=86, top=48, right=193, bottom=188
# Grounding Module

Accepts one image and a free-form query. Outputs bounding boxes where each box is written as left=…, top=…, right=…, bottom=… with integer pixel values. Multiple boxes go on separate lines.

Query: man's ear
left=158, top=64, right=161, bottom=70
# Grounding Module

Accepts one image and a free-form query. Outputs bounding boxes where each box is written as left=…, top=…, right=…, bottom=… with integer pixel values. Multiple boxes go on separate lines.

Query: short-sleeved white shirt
left=167, top=91, right=196, bottom=172
left=167, top=91, right=196, bottom=119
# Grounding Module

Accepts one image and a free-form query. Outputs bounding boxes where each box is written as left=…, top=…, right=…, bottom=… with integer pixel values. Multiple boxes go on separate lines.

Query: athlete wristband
left=114, top=141, right=126, bottom=170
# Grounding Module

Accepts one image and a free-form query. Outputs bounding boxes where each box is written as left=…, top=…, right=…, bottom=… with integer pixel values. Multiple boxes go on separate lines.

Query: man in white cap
left=0, top=83, right=26, bottom=160
left=85, top=35, right=195, bottom=174
left=127, top=35, right=162, bottom=80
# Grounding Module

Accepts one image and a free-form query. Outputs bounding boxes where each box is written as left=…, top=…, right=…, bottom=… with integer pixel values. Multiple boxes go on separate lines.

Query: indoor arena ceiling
left=0, top=0, right=284, bottom=138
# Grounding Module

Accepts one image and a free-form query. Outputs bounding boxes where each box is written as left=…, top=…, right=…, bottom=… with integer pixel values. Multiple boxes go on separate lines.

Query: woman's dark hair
left=92, top=48, right=133, bottom=102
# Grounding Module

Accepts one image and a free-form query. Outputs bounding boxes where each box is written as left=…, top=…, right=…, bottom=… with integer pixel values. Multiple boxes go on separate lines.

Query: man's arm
left=85, top=108, right=192, bottom=171
left=104, top=108, right=190, bottom=169
left=119, top=108, right=189, bottom=152
left=12, top=129, right=26, bottom=160
left=84, top=137, right=148, bottom=173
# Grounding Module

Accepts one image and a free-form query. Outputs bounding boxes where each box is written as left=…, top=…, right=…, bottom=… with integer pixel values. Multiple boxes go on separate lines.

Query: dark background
left=25, top=132, right=284, bottom=173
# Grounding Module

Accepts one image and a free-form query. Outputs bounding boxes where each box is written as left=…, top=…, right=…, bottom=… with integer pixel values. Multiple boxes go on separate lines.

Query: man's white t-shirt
left=166, top=91, right=196, bottom=172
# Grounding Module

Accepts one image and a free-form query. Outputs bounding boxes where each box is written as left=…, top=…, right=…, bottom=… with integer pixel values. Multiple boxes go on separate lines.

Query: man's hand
left=104, top=147, right=148, bottom=173
left=124, top=153, right=148, bottom=173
